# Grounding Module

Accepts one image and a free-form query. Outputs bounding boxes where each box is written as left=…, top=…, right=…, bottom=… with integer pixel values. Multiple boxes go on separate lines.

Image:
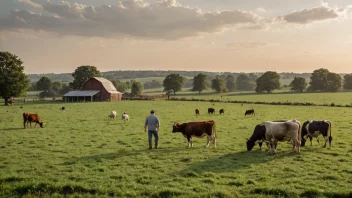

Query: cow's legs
left=309, top=136, right=313, bottom=146
left=259, top=142, right=263, bottom=151
left=323, top=136, right=329, bottom=148
left=213, top=136, right=216, bottom=148
left=271, top=140, right=278, bottom=154
left=187, top=136, right=193, bottom=148
left=205, top=136, right=210, bottom=148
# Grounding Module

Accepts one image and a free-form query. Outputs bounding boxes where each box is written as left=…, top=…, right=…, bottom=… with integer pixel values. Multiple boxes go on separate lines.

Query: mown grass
left=0, top=100, right=351, bottom=197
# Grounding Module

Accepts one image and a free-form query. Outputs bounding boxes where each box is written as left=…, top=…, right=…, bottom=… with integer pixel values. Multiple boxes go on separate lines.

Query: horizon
left=1, top=0, right=352, bottom=73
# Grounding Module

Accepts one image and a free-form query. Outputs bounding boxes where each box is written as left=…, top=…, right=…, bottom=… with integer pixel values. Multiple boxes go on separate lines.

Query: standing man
left=144, top=110, right=160, bottom=149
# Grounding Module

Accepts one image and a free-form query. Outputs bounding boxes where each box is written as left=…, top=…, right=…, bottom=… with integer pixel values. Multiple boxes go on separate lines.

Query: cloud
left=17, top=0, right=42, bottom=9
left=226, top=41, right=268, bottom=49
left=278, top=4, right=345, bottom=24
left=256, top=7, right=266, bottom=13
left=0, top=0, right=261, bottom=40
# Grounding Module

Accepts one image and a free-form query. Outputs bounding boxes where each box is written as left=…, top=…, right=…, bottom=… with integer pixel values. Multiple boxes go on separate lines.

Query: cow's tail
left=328, top=120, right=332, bottom=147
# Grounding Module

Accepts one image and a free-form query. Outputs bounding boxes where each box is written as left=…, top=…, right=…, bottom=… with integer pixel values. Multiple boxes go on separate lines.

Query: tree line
left=1, top=51, right=352, bottom=105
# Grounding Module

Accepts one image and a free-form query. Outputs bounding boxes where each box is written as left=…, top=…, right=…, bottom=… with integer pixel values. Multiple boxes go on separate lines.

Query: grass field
left=1, top=100, right=351, bottom=197
left=171, top=91, right=352, bottom=106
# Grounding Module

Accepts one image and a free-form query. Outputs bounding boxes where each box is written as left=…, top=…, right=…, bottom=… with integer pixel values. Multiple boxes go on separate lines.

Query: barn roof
left=64, top=90, right=100, bottom=97
left=92, top=77, right=123, bottom=94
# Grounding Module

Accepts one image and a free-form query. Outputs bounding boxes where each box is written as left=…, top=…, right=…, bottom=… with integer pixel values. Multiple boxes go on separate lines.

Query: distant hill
left=28, top=70, right=318, bottom=84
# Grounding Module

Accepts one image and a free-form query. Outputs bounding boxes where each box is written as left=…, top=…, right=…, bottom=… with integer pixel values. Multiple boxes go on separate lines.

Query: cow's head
left=246, top=124, right=266, bottom=151
left=39, top=122, right=45, bottom=128
left=301, top=138, right=306, bottom=147
left=172, top=122, right=180, bottom=133
left=246, top=138, right=255, bottom=151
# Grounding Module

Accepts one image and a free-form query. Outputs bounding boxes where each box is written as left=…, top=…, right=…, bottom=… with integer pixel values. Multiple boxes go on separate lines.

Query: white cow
left=122, top=112, right=129, bottom=122
left=246, top=120, right=301, bottom=154
left=108, top=111, right=117, bottom=119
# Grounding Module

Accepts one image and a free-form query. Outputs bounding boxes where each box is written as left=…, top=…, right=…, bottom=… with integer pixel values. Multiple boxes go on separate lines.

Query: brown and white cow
left=246, top=120, right=301, bottom=154
left=172, top=120, right=216, bottom=148
left=23, top=112, right=44, bottom=128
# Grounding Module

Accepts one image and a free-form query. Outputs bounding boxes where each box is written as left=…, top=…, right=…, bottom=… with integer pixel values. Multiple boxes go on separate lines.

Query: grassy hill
left=0, top=101, right=351, bottom=197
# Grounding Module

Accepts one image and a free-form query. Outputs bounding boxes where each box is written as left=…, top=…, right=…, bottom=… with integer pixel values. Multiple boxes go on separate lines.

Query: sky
left=0, top=0, right=351, bottom=74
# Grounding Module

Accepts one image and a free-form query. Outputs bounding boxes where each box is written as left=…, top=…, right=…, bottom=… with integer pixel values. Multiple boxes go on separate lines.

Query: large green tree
left=211, top=77, right=227, bottom=93
left=0, top=51, right=29, bottom=105
left=111, top=79, right=128, bottom=93
left=344, top=74, right=352, bottom=89
left=236, top=74, right=256, bottom=91
left=326, top=72, right=342, bottom=92
left=192, top=73, right=209, bottom=94
left=70, top=65, right=101, bottom=90
left=51, top=81, right=62, bottom=93
left=289, top=77, right=307, bottom=92
left=162, top=74, right=185, bottom=96
left=255, top=71, right=281, bottom=93
left=309, top=68, right=329, bottom=91
left=36, top=76, right=52, bottom=91
left=131, top=81, right=143, bottom=96
left=225, top=75, right=236, bottom=92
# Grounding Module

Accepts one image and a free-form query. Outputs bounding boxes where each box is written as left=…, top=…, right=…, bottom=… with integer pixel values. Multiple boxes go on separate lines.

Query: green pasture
left=0, top=101, right=351, bottom=197
left=171, top=91, right=352, bottom=106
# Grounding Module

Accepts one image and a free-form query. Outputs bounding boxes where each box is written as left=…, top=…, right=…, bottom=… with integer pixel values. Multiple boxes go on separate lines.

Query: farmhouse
left=64, top=77, right=123, bottom=102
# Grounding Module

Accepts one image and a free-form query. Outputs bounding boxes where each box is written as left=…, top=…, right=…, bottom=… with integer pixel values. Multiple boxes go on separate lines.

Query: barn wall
left=82, top=79, right=110, bottom=101
left=110, top=93, right=122, bottom=101
left=82, top=78, right=122, bottom=102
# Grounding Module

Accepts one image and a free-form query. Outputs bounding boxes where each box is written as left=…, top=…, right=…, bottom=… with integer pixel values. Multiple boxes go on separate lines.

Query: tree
left=225, top=75, right=236, bottom=92
left=236, top=74, right=256, bottom=91
left=162, top=74, right=185, bottom=96
left=211, top=77, right=227, bottom=93
left=59, top=83, right=72, bottom=95
left=192, top=73, right=209, bottom=94
left=111, top=79, right=128, bottom=93
left=0, top=51, right=30, bottom=105
left=36, top=76, right=52, bottom=91
left=255, top=71, right=281, bottom=93
left=326, top=72, right=342, bottom=92
left=51, top=81, right=62, bottom=93
left=343, top=74, right=352, bottom=89
left=70, top=65, right=101, bottom=90
left=309, top=68, right=329, bottom=92
left=131, top=81, right=143, bottom=96
left=289, top=77, right=307, bottom=92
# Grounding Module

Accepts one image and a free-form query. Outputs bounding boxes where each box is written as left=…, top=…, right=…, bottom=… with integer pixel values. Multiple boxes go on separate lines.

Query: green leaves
left=0, top=51, right=29, bottom=104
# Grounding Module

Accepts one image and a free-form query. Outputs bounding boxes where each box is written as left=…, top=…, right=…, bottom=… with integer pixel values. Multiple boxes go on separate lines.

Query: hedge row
left=168, top=98, right=352, bottom=108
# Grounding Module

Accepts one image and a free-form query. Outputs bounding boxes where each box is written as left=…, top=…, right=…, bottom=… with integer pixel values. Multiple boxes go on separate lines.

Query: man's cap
left=150, top=110, right=155, bottom=113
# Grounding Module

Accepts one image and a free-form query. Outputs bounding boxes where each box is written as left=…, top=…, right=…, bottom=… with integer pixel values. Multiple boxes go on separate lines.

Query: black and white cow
left=246, top=120, right=301, bottom=154
left=301, top=120, right=332, bottom=148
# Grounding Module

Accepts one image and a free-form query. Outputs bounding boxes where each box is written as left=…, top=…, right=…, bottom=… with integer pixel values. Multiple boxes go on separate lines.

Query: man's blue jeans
left=148, top=130, right=159, bottom=148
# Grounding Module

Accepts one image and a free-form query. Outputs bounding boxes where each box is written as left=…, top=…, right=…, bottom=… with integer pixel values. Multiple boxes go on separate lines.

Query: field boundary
left=168, top=97, right=352, bottom=108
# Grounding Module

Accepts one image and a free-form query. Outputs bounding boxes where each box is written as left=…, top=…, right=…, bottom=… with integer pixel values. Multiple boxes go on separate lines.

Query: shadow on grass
left=61, top=147, right=180, bottom=165
left=0, top=128, right=24, bottom=131
left=179, top=150, right=295, bottom=174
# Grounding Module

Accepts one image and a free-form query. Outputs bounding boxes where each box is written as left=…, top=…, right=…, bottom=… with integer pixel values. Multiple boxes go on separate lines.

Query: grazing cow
left=245, top=109, right=255, bottom=116
left=208, top=108, right=215, bottom=115
left=172, top=120, right=216, bottom=148
left=195, top=109, right=200, bottom=116
left=122, top=112, right=129, bottom=122
left=246, top=120, right=301, bottom=154
left=301, top=120, right=332, bottom=148
left=60, top=107, right=65, bottom=111
left=108, top=111, right=117, bottom=119
left=23, top=112, right=44, bottom=128
left=219, top=109, right=224, bottom=115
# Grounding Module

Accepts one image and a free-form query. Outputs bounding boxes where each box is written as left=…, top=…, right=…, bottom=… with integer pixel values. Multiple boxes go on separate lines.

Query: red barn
left=64, top=77, right=123, bottom=102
